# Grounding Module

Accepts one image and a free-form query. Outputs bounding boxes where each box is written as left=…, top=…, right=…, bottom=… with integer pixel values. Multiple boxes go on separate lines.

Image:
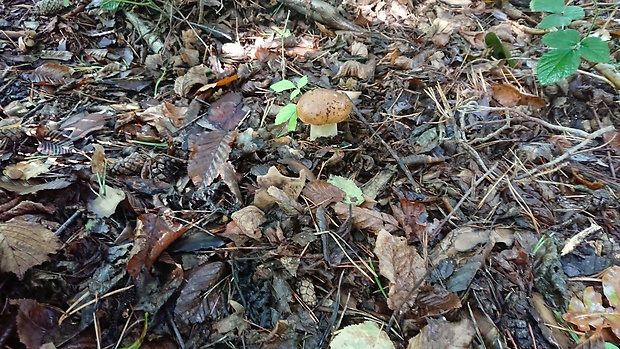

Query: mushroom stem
left=309, top=123, right=338, bottom=140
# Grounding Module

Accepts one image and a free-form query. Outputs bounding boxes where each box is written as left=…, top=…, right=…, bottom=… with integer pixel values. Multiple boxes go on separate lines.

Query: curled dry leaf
left=231, top=205, right=265, bottom=240
left=374, top=229, right=426, bottom=312
left=0, top=220, right=61, bottom=279
left=254, top=166, right=306, bottom=210
left=334, top=55, right=377, bottom=81
left=174, top=64, right=212, bottom=97
left=127, top=213, right=187, bottom=278
left=332, top=202, right=399, bottom=234
left=30, top=63, right=74, bottom=86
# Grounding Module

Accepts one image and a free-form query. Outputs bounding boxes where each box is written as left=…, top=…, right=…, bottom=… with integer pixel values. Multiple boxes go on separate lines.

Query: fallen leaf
left=491, top=84, right=546, bottom=109
left=302, top=180, right=345, bottom=207
left=330, top=321, right=394, bottom=349
left=87, top=185, right=126, bottom=218
left=187, top=130, right=236, bottom=186
left=127, top=213, right=187, bottom=278
left=30, top=63, right=74, bottom=85
left=11, top=299, right=62, bottom=349
left=0, top=220, right=61, bottom=279
left=254, top=166, right=306, bottom=209
left=407, top=318, right=475, bottom=349
left=332, top=202, right=399, bottom=234
left=3, top=159, right=50, bottom=180
left=231, top=205, right=265, bottom=240
left=374, top=229, right=426, bottom=312
left=205, top=92, right=246, bottom=131
left=175, top=261, right=227, bottom=327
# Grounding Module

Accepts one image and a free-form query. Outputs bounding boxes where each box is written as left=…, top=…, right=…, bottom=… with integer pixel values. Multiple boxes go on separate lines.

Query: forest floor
left=0, top=0, right=620, bottom=348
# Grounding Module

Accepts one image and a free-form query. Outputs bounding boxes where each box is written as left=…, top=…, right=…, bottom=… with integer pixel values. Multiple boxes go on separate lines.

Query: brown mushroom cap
left=296, top=88, right=353, bottom=125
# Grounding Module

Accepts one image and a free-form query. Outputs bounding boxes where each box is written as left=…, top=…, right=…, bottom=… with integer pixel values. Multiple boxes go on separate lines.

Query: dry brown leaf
left=254, top=166, right=306, bottom=209
left=187, top=130, right=236, bottom=187
left=407, top=318, right=475, bottom=349
left=30, top=63, right=74, bottom=85
left=127, top=213, right=187, bottom=278
left=267, top=186, right=303, bottom=215
left=174, top=64, right=212, bottom=97
left=302, top=180, right=346, bottom=207
left=231, top=205, right=265, bottom=240
left=491, top=84, right=546, bottom=109
left=0, top=220, right=61, bottom=279
left=11, top=299, right=62, bottom=349
left=374, top=229, right=426, bottom=312
left=332, top=202, right=399, bottom=234
left=3, top=159, right=50, bottom=180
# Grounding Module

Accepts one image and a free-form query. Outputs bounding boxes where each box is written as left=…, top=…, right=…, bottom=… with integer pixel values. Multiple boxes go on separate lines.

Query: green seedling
left=271, top=26, right=292, bottom=39
left=531, top=0, right=611, bottom=85
left=270, top=75, right=308, bottom=133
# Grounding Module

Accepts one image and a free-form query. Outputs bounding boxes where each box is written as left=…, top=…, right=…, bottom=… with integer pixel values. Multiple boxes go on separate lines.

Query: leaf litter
left=0, top=0, right=619, bottom=348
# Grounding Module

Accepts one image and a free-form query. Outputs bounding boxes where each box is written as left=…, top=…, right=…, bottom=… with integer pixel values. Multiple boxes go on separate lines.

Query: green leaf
left=297, top=75, right=308, bottom=89
left=606, top=343, right=620, bottom=349
left=287, top=115, right=298, bottom=132
left=530, top=0, right=565, bottom=14
left=539, top=14, right=572, bottom=28
left=537, top=48, right=580, bottom=85
left=274, top=104, right=297, bottom=125
left=270, top=80, right=296, bottom=93
left=101, top=0, right=120, bottom=11
left=542, top=29, right=580, bottom=48
left=563, top=6, right=585, bottom=21
left=290, top=88, right=301, bottom=100
left=578, top=37, right=611, bottom=63
left=485, top=32, right=514, bottom=67
left=602, top=266, right=620, bottom=308
left=327, top=176, right=365, bottom=206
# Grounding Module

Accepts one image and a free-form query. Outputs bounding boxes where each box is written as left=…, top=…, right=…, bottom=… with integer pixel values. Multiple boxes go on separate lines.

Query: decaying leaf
left=332, top=202, right=399, bottom=234
left=231, top=205, right=265, bottom=240
left=136, top=101, right=188, bottom=135
left=205, top=92, right=247, bottom=131
left=11, top=299, right=62, bottom=349
left=175, top=261, right=227, bottom=328
left=0, top=220, right=61, bottom=279
left=0, top=177, right=72, bottom=195
left=327, top=175, right=364, bottom=206
left=563, top=266, right=620, bottom=339
left=30, top=63, right=74, bottom=85
left=187, top=130, right=236, bottom=187
left=213, top=300, right=247, bottom=335
left=334, top=58, right=376, bottom=81
left=491, top=84, right=546, bottom=109
left=3, top=159, right=50, bottom=180
left=174, top=64, right=212, bottom=97
left=330, top=321, right=395, bottom=349
left=127, top=213, right=187, bottom=278
left=254, top=166, right=306, bottom=210
left=302, top=180, right=346, bottom=207
left=407, top=318, right=475, bottom=349
left=374, top=229, right=426, bottom=312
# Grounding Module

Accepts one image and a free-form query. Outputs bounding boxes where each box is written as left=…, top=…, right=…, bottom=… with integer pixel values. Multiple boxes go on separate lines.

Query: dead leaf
left=187, top=130, right=236, bottom=186
left=254, top=166, right=306, bottom=209
left=205, top=92, right=246, bottom=131
left=30, top=63, right=74, bottom=85
left=407, top=318, right=475, bottom=349
left=332, top=202, right=399, bottom=234
left=267, top=186, right=304, bottom=215
left=231, top=205, right=265, bottom=240
left=302, top=180, right=346, bottom=207
left=127, top=213, right=187, bottom=278
left=3, top=159, right=50, bottom=180
left=374, top=229, right=426, bottom=312
left=330, top=321, right=395, bottom=349
left=0, top=220, right=61, bottom=279
left=174, top=64, right=212, bottom=97
left=10, top=299, right=62, bottom=349
left=61, top=110, right=112, bottom=141
left=87, top=185, right=126, bottom=218
left=334, top=55, right=376, bottom=81
left=136, top=101, right=188, bottom=135
left=491, top=84, right=546, bottom=109
left=175, top=261, right=227, bottom=327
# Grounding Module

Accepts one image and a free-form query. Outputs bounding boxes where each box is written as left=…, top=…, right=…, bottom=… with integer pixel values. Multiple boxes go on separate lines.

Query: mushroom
left=296, top=88, right=353, bottom=140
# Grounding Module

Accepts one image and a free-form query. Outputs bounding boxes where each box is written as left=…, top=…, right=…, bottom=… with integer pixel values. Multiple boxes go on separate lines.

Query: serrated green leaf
left=578, top=37, right=611, bottom=63
left=537, top=48, right=580, bottom=85
left=530, top=0, right=565, bottom=14
left=563, top=6, right=585, bottom=20
left=287, top=115, right=298, bottom=132
left=270, top=80, right=296, bottom=93
left=327, top=176, right=364, bottom=206
left=274, top=104, right=297, bottom=125
left=539, top=14, right=572, bottom=29
left=542, top=29, right=580, bottom=48
left=297, top=75, right=308, bottom=89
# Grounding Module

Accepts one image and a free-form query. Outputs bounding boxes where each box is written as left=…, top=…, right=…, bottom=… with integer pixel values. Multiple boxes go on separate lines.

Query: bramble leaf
left=537, top=48, right=580, bottom=85
left=530, top=0, right=565, bottom=14
left=287, top=115, right=298, bottom=132
left=542, top=29, right=580, bottom=49
left=270, top=80, right=296, bottom=93
left=564, top=6, right=585, bottom=21
left=290, top=88, right=302, bottom=100
left=579, top=37, right=611, bottom=63
left=274, top=103, right=297, bottom=125
left=539, top=14, right=573, bottom=28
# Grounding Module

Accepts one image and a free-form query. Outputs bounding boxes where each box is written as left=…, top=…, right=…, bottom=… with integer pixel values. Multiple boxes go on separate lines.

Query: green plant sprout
left=531, top=0, right=611, bottom=85
left=271, top=25, right=292, bottom=39
left=270, top=75, right=308, bottom=133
